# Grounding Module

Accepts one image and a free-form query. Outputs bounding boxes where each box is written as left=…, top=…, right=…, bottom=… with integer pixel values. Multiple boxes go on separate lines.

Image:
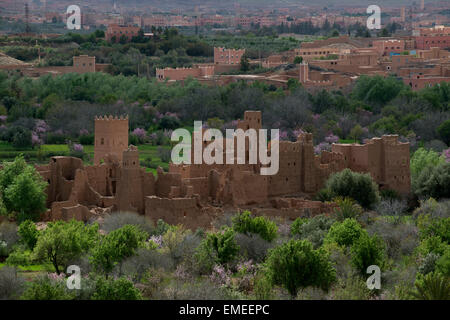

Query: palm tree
left=410, top=272, right=450, bottom=300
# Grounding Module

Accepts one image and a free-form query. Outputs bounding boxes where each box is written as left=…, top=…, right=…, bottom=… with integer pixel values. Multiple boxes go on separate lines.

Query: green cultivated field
left=0, top=143, right=170, bottom=174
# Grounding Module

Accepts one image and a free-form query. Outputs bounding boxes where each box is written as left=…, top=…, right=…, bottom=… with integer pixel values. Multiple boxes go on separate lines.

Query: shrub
left=418, top=253, right=440, bottom=275
left=120, top=248, right=174, bottom=282
left=91, top=276, right=142, bottom=300
left=0, top=266, right=25, bottom=299
left=18, top=220, right=39, bottom=250
left=325, top=218, right=367, bottom=248
left=101, top=211, right=155, bottom=235
left=253, top=272, right=273, bottom=300
left=79, top=133, right=94, bottom=145
left=324, top=169, right=380, bottom=208
left=330, top=277, right=372, bottom=300
left=33, top=220, right=99, bottom=274
left=291, top=215, right=336, bottom=249
left=232, top=211, right=277, bottom=242
left=5, top=249, right=34, bottom=266
left=375, top=199, right=407, bottom=217
left=194, top=228, right=239, bottom=274
left=90, top=225, right=148, bottom=276
left=418, top=216, right=450, bottom=243
left=333, top=197, right=363, bottom=221
left=0, top=221, right=19, bottom=256
left=266, top=239, right=336, bottom=297
left=437, top=119, right=450, bottom=145
left=367, top=219, right=418, bottom=260
left=20, top=275, right=74, bottom=300
left=154, top=219, right=171, bottom=236
left=234, top=233, right=273, bottom=263
left=436, top=248, right=450, bottom=277
left=410, top=272, right=450, bottom=300
left=380, top=189, right=400, bottom=200
left=417, top=236, right=448, bottom=256
left=413, top=198, right=450, bottom=220
left=415, top=162, right=450, bottom=199
left=315, top=188, right=334, bottom=202
left=350, top=233, right=386, bottom=275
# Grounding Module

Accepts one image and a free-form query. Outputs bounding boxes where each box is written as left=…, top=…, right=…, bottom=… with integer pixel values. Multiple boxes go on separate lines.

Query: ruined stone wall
left=332, top=135, right=411, bottom=194
left=145, top=196, right=222, bottom=230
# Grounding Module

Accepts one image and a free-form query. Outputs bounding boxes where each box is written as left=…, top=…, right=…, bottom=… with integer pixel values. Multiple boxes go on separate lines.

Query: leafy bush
left=0, top=266, right=25, bottom=299
left=375, top=199, right=407, bottom=217
left=414, top=162, right=450, bottom=199
left=418, top=253, right=440, bottom=275
left=120, top=248, right=174, bottom=282
left=367, top=219, right=418, bottom=260
left=0, top=221, right=19, bottom=256
left=20, top=275, right=74, bottom=300
left=324, top=169, right=380, bottom=209
left=437, top=119, right=450, bottom=145
left=79, top=133, right=94, bottom=145
left=194, top=228, right=239, bottom=274
left=232, top=211, right=277, bottom=242
left=265, top=239, right=336, bottom=297
left=333, top=197, right=363, bottom=221
left=5, top=249, right=34, bottom=266
left=234, top=233, right=273, bottom=263
left=436, top=248, right=450, bottom=277
left=291, top=215, right=335, bottom=248
left=91, top=276, right=142, bottom=300
left=350, top=233, right=386, bottom=275
left=18, top=220, right=39, bottom=250
left=325, top=218, right=367, bottom=248
left=413, top=198, right=450, bottom=220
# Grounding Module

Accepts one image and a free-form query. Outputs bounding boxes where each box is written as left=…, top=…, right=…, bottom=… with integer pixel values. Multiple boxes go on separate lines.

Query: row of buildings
left=36, top=111, right=410, bottom=229
left=153, top=26, right=450, bottom=92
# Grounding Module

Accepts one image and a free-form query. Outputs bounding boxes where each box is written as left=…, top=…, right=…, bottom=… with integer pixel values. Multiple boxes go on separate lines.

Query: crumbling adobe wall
left=145, top=196, right=222, bottom=230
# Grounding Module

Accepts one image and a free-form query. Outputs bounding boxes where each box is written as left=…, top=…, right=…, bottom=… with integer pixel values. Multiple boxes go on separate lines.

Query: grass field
left=1, top=143, right=171, bottom=174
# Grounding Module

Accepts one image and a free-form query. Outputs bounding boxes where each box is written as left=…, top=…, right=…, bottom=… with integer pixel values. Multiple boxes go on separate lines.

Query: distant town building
left=214, top=47, right=246, bottom=65
left=106, top=24, right=140, bottom=43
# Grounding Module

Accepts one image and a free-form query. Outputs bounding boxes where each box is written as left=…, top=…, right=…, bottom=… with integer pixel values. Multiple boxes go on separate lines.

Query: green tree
left=324, top=169, right=380, bottom=209
left=293, top=56, right=303, bottom=64
left=18, top=220, right=39, bottom=250
left=0, top=156, right=47, bottom=221
left=325, top=218, right=367, bottom=247
left=33, top=220, right=99, bottom=274
left=350, top=233, right=386, bottom=275
left=437, top=119, right=450, bottom=146
left=415, top=162, right=450, bottom=199
left=194, top=228, right=240, bottom=273
left=240, top=53, right=250, bottom=72
left=410, top=148, right=445, bottom=192
left=265, top=239, right=336, bottom=297
left=91, top=276, right=142, bottom=300
left=232, top=211, right=277, bottom=242
left=90, top=225, right=147, bottom=276
left=349, top=124, right=364, bottom=143
left=20, top=276, right=74, bottom=300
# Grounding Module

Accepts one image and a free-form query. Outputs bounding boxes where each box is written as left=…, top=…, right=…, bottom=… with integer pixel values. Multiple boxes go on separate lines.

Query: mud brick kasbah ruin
left=35, top=111, right=411, bottom=230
